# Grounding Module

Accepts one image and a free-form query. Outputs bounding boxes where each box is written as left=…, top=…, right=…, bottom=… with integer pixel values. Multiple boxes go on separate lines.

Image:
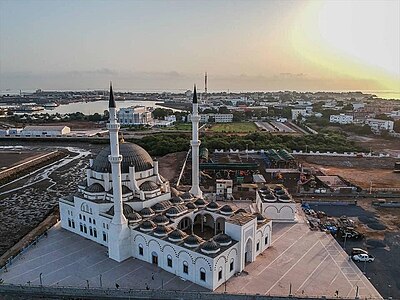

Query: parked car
left=351, top=248, right=368, bottom=256
left=352, top=253, right=374, bottom=262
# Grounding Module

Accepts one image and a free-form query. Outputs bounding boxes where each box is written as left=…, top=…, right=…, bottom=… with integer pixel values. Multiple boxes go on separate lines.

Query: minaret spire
left=106, top=82, right=130, bottom=262
left=189, top=84, right=203, bottom=198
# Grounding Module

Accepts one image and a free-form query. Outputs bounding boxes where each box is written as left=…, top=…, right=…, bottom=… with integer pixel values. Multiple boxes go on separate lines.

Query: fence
left=0, top=284, right=369, bottom=300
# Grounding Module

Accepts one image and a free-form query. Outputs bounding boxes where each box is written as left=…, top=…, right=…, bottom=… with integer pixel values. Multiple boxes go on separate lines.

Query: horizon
left=0, top=0, right=399, bottom=96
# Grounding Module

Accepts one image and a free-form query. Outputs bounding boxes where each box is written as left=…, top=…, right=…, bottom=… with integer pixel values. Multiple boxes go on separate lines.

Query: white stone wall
left=131, top=230, right=240, bottom=290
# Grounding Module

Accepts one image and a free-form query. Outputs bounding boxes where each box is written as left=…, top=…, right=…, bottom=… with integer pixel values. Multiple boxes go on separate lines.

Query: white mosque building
left=59, top=84, right=274, bottom=290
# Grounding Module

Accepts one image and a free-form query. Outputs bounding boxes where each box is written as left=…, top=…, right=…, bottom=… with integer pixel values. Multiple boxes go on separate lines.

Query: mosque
left=59, top=84, right=278, bottom=290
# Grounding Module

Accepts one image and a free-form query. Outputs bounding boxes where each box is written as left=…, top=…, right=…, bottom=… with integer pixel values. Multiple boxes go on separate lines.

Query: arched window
left=200, top=267, right=206, bottom=281
left=138, top=244, right=144, bottom=256
left=167, top=255, right=172, bottom=268
left=230, top=258, right=234, bottom=272
left=183, top=261, right=188, bottom=274
left=68, top=218, right=71, bottom=227
left=218, top=266, right=223, bottom=281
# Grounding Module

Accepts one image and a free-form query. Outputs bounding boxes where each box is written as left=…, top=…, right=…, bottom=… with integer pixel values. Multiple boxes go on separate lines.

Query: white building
left=365, top=119, right=394, bottom=131
left=59, top=85, right=273, bottom=291
left=256, top=186, right=296, bottom=222
left=291, top=108, right=307, bottom=120
left=21, top=125, right=70, bottom=137
left=216, top=179, right=233, bottom=200
left=189, top=114, right=233, bottom=123
left=118, top=106, right=153, bottom=126
left=329, top=114, right=354, bottom=124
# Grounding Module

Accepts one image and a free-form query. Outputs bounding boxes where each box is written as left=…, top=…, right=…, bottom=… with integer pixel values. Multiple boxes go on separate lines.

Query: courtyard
left=0, top=217, right=382, bottom=299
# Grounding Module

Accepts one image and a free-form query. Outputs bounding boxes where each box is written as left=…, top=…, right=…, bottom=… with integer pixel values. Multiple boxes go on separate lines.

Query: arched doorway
left=178, top=217, right=193, bottom=234
left=244, top=238, right=252, bottom=264
left=193, top=213, right=215, bottom=240
left=151, top=251, right=158, bottom=266
left=215, top=217, right=225, bottom=234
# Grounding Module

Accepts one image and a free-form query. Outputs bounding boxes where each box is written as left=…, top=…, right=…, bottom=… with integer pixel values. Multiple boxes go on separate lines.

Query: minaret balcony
left=107, top=123, right=120, bottom=130
left=191, top=140, right=201, bottom=146
left=191, top=115, right=201, bottom=122
left=108, top=155, right=123, bottom=163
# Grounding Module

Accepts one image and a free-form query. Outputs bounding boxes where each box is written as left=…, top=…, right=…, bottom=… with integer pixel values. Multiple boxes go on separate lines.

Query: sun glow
left=291, top=0, right=400, bottom=92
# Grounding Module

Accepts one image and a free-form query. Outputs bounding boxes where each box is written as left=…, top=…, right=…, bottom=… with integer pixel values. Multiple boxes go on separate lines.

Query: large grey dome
left=91, top=142, right=153, bottom=173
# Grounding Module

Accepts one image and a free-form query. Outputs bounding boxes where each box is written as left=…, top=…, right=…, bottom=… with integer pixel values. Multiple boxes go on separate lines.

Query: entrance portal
left=151, top=252, right=158, bottom=265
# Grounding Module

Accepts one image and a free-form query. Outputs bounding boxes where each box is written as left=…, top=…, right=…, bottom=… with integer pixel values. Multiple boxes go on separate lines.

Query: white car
left=352, top=253, right=374, bottom=262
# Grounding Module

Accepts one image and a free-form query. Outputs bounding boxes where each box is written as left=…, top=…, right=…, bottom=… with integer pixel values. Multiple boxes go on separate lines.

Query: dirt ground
left=298, top=156, right=400, bottom=189
left=348, top=134, right=400, bottom=157
left=0, top=151, right=47, bottom=168
left=157, top=151, right=186, bottom=184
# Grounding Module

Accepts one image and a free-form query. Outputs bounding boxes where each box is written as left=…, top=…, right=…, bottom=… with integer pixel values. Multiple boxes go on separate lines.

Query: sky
left=0, top=0, right=399, bottom=96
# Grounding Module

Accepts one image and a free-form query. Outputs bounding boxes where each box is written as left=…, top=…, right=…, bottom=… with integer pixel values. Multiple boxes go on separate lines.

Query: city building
left=21, top=125, right=70, bottom=137
left=291, top=108, right=307, bottom=120
left=329, top=114, right=354, bottom=124
left=256, top=186, right=296, bottom=222
left=59, top=84, right=273, bottom=290
left=188, top=114, right=233, bottom=123
left=216, top=179, right=233, bottom=200
left=118, top=106, right=153, bottom=126
left=365, top=118, right=394, bottom=131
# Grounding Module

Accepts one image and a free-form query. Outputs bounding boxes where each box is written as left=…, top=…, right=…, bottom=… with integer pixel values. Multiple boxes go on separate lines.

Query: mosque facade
left=59, top=84, right=273, bottom=290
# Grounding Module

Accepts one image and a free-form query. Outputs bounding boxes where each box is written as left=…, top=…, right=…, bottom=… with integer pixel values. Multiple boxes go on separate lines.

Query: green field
left=163, top=123, right=192, bottom=131
left=210, top=122, right=258, bottom=133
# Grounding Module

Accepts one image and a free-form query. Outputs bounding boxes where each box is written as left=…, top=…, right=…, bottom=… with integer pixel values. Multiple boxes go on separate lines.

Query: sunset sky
left=0, top=0, right=399, bottom=96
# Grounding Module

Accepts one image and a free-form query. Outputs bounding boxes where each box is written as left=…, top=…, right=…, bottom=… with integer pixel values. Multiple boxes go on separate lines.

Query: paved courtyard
left=216, top=220, right=382, bottom=299
left=0, top=223, right=207, bottom=292
left=0, top=219, right=382, bottom=299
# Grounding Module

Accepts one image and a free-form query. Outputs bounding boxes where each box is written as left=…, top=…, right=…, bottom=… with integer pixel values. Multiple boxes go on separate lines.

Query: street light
left=99, top=274, right=103, bottom=288
left=39, top=273, right=43, bottom=286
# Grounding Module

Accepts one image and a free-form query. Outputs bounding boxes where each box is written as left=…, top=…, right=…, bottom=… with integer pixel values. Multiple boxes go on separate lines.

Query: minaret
left=107, top=82, right=131, bottom=262
left=189, top=85, right=203, bottom=198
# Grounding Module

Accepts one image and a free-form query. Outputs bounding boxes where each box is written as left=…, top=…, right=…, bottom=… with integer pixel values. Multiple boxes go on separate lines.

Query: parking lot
left=216, top=218, right=382, bottom=299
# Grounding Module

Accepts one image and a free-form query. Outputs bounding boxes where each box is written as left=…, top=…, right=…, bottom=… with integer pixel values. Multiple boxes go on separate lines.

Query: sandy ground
left=298, top=156, right=400, bottom=189
left=348, top=134, right=400, bottom=157
left=157, top=151, right=187, bottom=184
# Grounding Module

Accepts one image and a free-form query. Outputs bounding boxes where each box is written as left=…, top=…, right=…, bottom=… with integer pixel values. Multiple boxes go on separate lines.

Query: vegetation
left=209, top=122, right=258, bottom=133
left=132, top=131, right=363, bottom=156
left=163, top=123, right=192, bottom=131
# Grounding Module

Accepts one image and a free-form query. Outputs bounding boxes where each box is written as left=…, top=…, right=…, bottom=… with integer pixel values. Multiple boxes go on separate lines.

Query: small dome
left=140, top=181, right=159, bottom=191
left=184, top=234, right=204, bottom=248
left=152, top=202, right=165, bottom=212
left=235, top=208, right=247, bottom=214
left=181, top=192, right=193, bottom=201
left=106, top=185, right=133, bottom=195
left=106, top=203, right=134, bottom=217
left=194, top=198, right=208, bottom=207
left=275, top=189, right=285, bottom=196
left=153, top=214, right=169, bottom=225
left=91, top=142, right=153, bottom=173
left=86, top=183, right=105, bottom=193
left=206, top=201, right=220, bottom=211
left=170, top=196, right=184, bottom=205
left=168, top=229, right=187, bottom=242
left=154, top=225, right=170, bottom=237
left=279, top=195, right=291, bottom=202
left=165, top=205, right=187, bottom=217
left=274, top=186, right=283, bottom=192
left=139, top=207, right=155, bottom=218
left=201, top=239, right=221, bottom=254
left=186, top=202, right=197, bottom=210
left=140, top=220, right=156, bottom=231
left=214, top=234, right=232, bottom=246
left=126, top=211, right=142, bottom=222
left=254, top=212, right=265, bottom=223
left=220, top=204, right=233, bottom=215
